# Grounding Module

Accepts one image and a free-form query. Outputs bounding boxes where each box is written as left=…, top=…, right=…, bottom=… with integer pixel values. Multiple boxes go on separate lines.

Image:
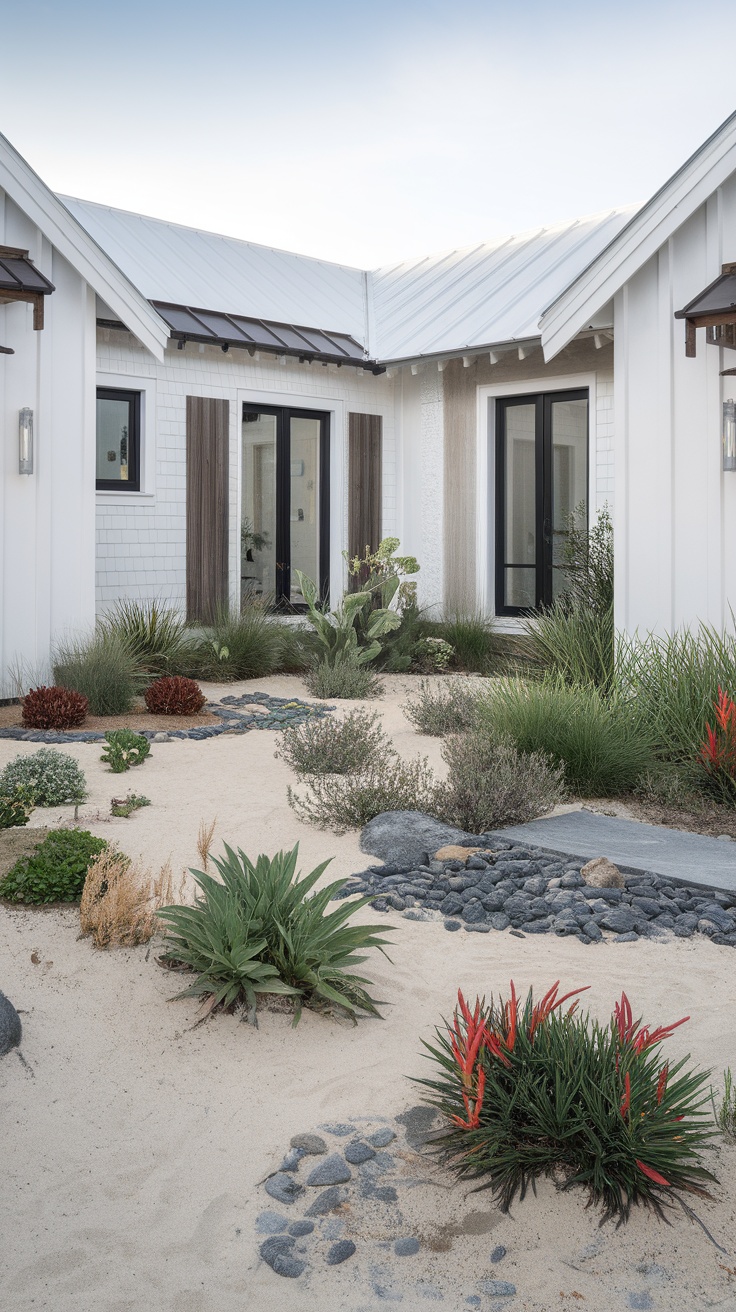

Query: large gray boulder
left=360, top=811, right=474, bottom=868
left=0, top=991, right=22, bottom=1055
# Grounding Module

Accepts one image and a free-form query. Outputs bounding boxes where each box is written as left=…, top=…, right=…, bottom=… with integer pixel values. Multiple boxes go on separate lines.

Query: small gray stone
left=490, top=1245, right=507, bottom=1263
left=260, top=1235, right=295, bottom=1260
left=479, top=1279, right=516, bottom=1297
left=369, top=1127, right=396, bottom=1148
left=306, top=1154, right=352, bottom=1187
left=394, top=1237, right=420, bottom=1256
left=152, top=731, right=171, bottom=743
left=444, top=919, right=462, bottom=932
left=599, top=906, right=637, bottom=934
left=345, top=1141, right=376, bottom=1164
left=582, top=920, right=602, bottom=941
left=319, top=1122, right=356, bottom=1136
left=326, top=1240, right=356, bottom=1265
left=290, top=1133, right=327, bottom=1154
left=439, top=894, right=464, bottom=916
left=305, top=1186, right=349, bottom=1216
left=288, top=1220, right=314, bottom=1237
left=462, top=901, right=488, bottom=924
left=614, top=931, right=640, bottom=943
left=0, top=991, right=22, bottom=1055
left=256, top=1210, right=290, bottom=1234
left=260, top=1234, right=306, bottom=1276
left=489, top=912, right=510, bottom=931
left=265, top=1173, right=305, bottom=1205
left=280, top=1147, right=305, bottom=1172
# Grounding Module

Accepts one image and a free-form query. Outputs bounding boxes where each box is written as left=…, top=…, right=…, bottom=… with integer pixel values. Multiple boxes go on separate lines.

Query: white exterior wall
left=0, top=194, right=97, bottom=695
left=95, top=334, right=399, bottom=613
left=613, top=173, right=736, bottom=635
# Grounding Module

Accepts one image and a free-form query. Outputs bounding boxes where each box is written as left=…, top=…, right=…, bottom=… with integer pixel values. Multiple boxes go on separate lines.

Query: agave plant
left=157, top=844, right=392, bottom=1023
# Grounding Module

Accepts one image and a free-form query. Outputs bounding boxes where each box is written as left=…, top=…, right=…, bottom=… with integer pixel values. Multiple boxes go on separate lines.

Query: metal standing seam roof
left=61, top=195, right=639, bottom=363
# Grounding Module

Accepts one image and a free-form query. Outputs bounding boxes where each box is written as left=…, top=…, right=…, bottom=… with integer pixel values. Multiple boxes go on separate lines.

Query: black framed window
left=96, top=388, right=141, bottom=490
left=241, top=403, right=330, bottom=609
left=495, top=388, right=588, bottom=615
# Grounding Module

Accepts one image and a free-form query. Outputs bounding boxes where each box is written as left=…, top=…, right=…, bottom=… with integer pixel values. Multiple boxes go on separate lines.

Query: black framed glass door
left=241, top=404, right=330, bottom=608
left=495, top=389, right=588, bottom=614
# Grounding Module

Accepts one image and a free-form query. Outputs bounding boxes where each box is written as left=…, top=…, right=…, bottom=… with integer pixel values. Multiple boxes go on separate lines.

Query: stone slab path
left=493, top=811, right=736, bottom=896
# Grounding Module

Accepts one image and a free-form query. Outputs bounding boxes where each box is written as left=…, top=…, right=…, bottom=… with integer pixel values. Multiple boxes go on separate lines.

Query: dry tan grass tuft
left=80, top=848, right=181, bottom=949
left=196, top=816, right=217, bottom=872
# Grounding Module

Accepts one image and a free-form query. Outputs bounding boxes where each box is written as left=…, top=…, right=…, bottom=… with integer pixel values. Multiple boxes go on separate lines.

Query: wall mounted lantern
left=724, top=400, right=736, bottom=472
left=18, top=408, right=33, bottom=475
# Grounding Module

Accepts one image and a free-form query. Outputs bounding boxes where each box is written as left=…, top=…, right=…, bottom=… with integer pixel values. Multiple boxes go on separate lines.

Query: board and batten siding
left=186, top=396, right=229, bottom=623
left=348, top=412, right=382, bottom=581
left=614, top=175, right=736, bottom=636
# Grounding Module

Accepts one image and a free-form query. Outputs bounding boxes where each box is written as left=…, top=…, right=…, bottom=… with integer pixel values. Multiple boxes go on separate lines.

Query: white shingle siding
left=95, top=333, right=397, bottom=612
left=594, top=370, right=615, bottom=510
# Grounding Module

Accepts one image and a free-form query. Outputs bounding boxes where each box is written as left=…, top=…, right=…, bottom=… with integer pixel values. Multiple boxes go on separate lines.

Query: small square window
left=96, top=388, right=141, bottom=490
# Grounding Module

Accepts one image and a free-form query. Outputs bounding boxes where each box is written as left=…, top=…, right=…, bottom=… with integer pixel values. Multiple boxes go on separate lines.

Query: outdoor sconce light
left=724, top=400, right=736, bottom=472
left=18, top=408, right=34, bottom=475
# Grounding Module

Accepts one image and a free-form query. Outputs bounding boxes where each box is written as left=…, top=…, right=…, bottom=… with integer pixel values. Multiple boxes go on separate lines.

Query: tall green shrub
left=53, top=632, right=139, bottom=715
left=478, top=678, right=654, bottom=795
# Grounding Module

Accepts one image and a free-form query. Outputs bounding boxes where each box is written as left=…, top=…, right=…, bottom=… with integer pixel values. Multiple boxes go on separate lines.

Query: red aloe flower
left=449, top=990, right=490, bottom=1090
left=528, top=981, right=590, bottom=1039
left=632, top=1015, right=689, bottom=1054
left=698, top=687, right=736, bottom=782
left=505, top=980, right=518, bottom=1052
left=452, top=1065, right=486, bottom=1130
left=486, top=1029, right=512, bottom=1069
left=620, top=1071, right=631, bottom=1118
left=636, top=1159, right=671, bottom=1188
left=614, top=993, right=688, bottom=1054
left=614, top=991, right=635, bottom=1044
left=656, top=1064, right=668, bottom=1106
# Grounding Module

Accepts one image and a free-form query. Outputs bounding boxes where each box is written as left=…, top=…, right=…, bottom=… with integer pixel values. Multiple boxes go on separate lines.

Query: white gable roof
left=0, top=134, right=168, bottom=361
left=370, top=209, right=636, bottom=361
left=62, top=196, right=368, bottom=346
left=539, top=109, right=736, bottom=360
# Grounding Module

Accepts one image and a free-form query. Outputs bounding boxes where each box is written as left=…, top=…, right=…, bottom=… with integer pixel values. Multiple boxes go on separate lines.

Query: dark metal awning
left=675, top=263, right=736, bottom=363
left=0, top=246, right=55, bottom=330
left=150, top=301, right=383, bottom=373
left=0, top=344, right=14, bottom=355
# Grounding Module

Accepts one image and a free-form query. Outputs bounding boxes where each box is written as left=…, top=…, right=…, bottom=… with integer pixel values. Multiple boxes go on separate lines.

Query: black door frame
left=495, top=388, right=588, bottom=616
left=242, top=402, right=330, bottom=609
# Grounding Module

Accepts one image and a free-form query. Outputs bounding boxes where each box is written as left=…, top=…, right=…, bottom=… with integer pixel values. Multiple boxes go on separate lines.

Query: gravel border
left=0, top=692, right=334, bottom=744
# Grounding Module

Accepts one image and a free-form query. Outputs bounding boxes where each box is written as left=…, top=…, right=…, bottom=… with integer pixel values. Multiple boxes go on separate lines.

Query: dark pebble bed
left=338, top=839, right=736, bottom=946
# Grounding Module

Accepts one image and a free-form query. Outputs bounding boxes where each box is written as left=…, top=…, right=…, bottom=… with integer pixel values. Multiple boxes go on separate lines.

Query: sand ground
left=2, top=675, right=736, bottom=1312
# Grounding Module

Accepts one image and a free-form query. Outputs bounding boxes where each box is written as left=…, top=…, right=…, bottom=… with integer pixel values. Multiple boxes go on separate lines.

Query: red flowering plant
left=697, top=687, right=736, bottom=803
left=417, top=982, right=717, bottom=1223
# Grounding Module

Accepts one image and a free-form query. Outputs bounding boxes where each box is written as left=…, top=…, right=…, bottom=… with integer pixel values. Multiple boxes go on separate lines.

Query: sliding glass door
left=495, top=389, right=588, bottom=614
left=241, top=404, right=329, bottom=608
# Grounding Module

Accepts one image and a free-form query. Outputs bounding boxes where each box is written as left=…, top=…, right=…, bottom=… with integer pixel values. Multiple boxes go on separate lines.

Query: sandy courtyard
left=2, top=676, right=736, bottom=1312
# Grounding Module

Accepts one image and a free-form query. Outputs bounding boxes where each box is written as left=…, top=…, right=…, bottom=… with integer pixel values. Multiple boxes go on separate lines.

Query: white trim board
left=475, top=373, right=598, bottom=616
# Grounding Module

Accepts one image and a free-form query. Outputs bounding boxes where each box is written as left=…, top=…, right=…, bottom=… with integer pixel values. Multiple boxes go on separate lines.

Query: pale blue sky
left=1, top=0, right=734, bottom=266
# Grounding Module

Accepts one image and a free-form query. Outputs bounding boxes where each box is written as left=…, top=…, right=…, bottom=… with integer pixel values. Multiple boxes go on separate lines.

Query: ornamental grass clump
left=419, top=982, right=716, bottom=1224
left=157, top=844, right=392, bottom=1023
left=53, top=631, right=140, bottom=715
left=97, top=599, right=187, bottom=675
left=0, top=748, right=87, bottom=807
left=478, top=678, right=654, bottom=795
left=276, top=708, right=388, bottom=775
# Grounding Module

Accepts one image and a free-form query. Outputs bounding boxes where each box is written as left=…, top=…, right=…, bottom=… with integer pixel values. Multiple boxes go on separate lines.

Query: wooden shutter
left=186, top=396, right=229, bottom=623
left=348, top=413, right=382, bottom=586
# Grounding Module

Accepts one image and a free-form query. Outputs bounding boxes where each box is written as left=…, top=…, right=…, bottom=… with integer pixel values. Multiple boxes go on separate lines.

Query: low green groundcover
left=0, top=829, right=108, bottom=904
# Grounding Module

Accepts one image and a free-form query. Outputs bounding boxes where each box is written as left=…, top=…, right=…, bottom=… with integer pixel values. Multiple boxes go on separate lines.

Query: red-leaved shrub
left=22, top=685, right=88, bottom=730
left=144, top=675, right=205, bottom=716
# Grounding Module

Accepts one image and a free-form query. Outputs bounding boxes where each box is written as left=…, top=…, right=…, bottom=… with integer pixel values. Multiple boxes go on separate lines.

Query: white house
left=1, top=110, right=736, bottom=694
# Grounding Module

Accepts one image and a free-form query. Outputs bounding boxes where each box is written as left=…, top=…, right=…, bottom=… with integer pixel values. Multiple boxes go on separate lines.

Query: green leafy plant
left=110, top=792, right=151, bottom=818
left=276, top=708, right=388, bottom=775
left=0, top=828, right=108, bottom=903
left=181, top=600, right=305, bottom=681
left=478, top=678, right=654, bottom=795
left=288, top=753, right=436, bottom=832
left=403, top=679, right=483, bottom=737
left=411, top=636, right=454, bottom=673
left=712, top=1068, right=736, bottom=1142
left=346, top=536, right=419, bottom=611
left=22, top=685, right=88, bottom=730
left=0, top=748, right=87, bottom=807
left=101, top=729, right=151, bottom=773
left=97, top=599, right=187, bottom=675
left=241, top=516, right=271, bottom=559
left=304, top=655, right=382, bottom=700
left=157, top=844, right=392, bottom=1023
left=0, top=786, right=34, bottom=830
left=435, top=732, right=565, bottom=832
left=297, top=570, right=401, bottom=670
left=53, top=631, right=140, bottom=715
left=418, top=982, right=716, bottom=1224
